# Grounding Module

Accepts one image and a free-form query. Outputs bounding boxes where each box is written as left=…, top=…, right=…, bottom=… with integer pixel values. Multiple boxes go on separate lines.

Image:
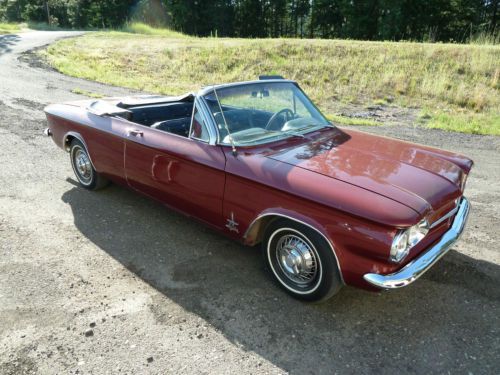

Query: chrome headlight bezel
left=390, top=219, right=430, bottom=263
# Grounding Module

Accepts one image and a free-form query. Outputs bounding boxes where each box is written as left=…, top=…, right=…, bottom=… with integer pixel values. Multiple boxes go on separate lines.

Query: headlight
left=408, top=219, right=429, bottom=247
left=390, top=219, right=429, bottom=263
left=390, top=230, right=410, bottom=262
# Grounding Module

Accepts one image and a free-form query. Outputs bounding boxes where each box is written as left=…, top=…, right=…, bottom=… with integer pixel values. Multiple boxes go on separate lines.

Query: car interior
left=102, top=79, right=326, bottom=144
left=107, top=88, right=308, bottom=145
left=125, top=101, right=195, bottom=137
left=120, top=99, right=276, bottom=142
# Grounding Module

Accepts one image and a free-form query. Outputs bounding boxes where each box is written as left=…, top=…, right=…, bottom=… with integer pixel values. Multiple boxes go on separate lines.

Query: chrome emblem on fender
left=226, top=212, right=239, bottom=233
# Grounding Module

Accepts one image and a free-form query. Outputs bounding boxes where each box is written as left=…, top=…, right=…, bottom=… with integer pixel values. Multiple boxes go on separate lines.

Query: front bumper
left=363, top=197, right=470, bottom=289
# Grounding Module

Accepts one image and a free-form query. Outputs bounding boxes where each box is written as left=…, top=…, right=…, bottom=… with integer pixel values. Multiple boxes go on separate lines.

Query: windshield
left=203, top=82, right=331, bottom=146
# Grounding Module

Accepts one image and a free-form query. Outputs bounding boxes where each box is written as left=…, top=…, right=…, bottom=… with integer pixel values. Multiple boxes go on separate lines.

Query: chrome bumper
left=44, top=128, right=52, bottom=137
left=363, top=197, right=470, bottom=289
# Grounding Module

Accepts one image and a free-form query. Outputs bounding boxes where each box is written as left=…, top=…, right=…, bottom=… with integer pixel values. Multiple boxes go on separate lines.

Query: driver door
left=124, top=102, right=226, bottom=228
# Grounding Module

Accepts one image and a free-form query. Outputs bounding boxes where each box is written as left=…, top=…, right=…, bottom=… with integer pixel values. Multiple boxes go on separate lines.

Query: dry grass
left=326, top=114, right=381, bottom=126
left=43, top=25, right=500, bottom=135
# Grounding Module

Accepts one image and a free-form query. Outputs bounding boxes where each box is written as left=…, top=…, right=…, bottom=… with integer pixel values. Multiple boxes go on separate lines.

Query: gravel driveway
left=0, top=31, right=499, bottom=375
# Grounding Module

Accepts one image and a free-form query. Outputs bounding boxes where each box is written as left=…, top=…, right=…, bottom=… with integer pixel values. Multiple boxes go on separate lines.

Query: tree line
left=1, top=0, right=498, bottom=42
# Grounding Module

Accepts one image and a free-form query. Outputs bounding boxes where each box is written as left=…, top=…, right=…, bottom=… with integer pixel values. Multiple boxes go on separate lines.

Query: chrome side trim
left=430, top=203, right=459, bottom=229
left=244, top=213, right=344, bottom=284
left=363, top=197, right=470, bottom=289
left=63, top=131, right=97, bottom=170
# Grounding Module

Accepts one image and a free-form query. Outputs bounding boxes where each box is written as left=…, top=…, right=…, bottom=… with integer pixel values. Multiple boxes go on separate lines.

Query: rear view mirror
left=250, top=89, right=270, bottom=98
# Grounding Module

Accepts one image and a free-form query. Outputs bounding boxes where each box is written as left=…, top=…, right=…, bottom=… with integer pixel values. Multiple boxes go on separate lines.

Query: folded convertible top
left=116, top=93, right=194, bottom=108
left=85, top=93, right=195, bottom=117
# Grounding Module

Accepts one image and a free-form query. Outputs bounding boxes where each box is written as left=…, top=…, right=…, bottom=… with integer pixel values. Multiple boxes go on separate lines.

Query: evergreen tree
left=0, top=0, right=496, bottom=42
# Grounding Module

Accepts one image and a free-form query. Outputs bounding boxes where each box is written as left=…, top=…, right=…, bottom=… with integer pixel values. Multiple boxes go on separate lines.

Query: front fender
left=243, top=207, right=345, bottom=284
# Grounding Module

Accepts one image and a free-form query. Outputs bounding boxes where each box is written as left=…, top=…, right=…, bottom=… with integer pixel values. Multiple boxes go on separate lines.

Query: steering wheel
left=265, top=108, right=294, bottom=131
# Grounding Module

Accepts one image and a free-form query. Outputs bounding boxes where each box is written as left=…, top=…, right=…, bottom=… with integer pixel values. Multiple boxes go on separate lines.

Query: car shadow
left=0, top=34, right=21, bottom=56
left=61, top=183, right=500, bottom=374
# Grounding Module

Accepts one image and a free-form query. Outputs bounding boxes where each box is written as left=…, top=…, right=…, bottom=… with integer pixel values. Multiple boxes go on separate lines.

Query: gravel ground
left=0, top=31, right=499, bottom=375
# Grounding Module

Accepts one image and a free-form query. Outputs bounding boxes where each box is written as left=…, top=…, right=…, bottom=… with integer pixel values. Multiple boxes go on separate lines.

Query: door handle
left=128, top=129, right=144, bottom=137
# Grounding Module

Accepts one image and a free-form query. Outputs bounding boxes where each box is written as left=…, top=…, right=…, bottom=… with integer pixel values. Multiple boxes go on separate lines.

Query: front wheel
left=69, top=139, right=109, bottom=190
left=262, top=219, right=342, bottom=302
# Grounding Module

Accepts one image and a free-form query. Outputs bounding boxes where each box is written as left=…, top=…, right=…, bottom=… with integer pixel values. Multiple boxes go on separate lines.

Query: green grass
left=468, top=31, right=500, bottom=46
left=0, top=21, right=64, bottom=33
left=426, top=111, right=500, bottom=135
left=120, top=22, right=188, bottom=38
left=0, top=22, right=22, bottom=34
left=26, top=22, right=63, bottom=31
left=43, top=23, right=500, bottom=135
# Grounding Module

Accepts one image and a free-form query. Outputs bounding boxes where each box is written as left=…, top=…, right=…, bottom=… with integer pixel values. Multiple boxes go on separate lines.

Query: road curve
left=0, top=31, right=499, bottom=374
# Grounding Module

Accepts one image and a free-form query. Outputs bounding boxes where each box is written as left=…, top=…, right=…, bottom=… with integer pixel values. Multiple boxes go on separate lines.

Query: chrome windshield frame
left=197, top=79, right=298, bottom=97
left=197, top=80, right=332, bottom=147
left=191, top=95, right=219, bottom=145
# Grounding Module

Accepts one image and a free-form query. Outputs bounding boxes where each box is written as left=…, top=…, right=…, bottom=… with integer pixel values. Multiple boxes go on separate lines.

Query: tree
left=0, top=0, right=496, bottom=42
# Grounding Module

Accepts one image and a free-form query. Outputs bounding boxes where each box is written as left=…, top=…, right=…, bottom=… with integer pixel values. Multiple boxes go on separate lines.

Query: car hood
left=266, top=128, right=470, bottom=215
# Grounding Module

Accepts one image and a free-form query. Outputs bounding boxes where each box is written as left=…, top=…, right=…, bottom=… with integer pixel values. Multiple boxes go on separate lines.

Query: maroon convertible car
left=44, top=77, right=472, bottom=302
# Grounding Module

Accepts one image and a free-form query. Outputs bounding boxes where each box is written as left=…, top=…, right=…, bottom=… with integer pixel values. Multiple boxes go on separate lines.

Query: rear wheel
left=262, top=219, right=342, bottom=302
left=69, top=139, right=109, bottom=190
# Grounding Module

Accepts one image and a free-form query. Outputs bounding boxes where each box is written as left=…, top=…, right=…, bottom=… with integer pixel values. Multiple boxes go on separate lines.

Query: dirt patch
left=18, top=45, right=55, bottom=71
left=337, top=103, right=420, bottom=127
left=13, top=97, right=47, bottom=111
left=0, top=101, right=46, bottom=143
left=0, top=348, right=38, bottom=375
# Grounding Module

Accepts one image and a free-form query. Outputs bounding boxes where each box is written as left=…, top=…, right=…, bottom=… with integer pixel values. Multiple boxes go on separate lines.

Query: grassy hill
left=43, top=23, right=499, bottom=135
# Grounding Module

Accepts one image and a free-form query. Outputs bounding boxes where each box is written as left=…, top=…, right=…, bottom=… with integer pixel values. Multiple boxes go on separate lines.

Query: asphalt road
left=0, top=31, right=499, bottom=375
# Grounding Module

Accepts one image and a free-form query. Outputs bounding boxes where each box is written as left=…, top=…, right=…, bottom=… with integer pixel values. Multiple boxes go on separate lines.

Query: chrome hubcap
left=74, top=148, right=92, bottom=183
left=276, top=234, right=318, bottom=284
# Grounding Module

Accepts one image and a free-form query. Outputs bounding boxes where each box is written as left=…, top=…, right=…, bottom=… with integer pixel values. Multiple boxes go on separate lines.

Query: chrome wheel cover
left=275, top=234, right=318, bottom=285
left=72, top=146, right=92, bottom=185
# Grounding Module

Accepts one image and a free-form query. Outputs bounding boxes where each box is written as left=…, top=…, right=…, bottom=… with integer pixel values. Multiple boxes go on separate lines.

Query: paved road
left=0, top=31, right=499, bottom=375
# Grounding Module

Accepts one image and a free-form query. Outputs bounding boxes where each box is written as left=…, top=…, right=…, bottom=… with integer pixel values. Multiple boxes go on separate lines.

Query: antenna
left=213, top=87, right=238, bottom=156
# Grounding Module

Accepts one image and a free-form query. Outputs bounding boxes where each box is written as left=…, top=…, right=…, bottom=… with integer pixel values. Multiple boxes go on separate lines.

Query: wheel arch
left=244, top=210, right=344, bottom=284
left=64, top=131, right=97, bottom=170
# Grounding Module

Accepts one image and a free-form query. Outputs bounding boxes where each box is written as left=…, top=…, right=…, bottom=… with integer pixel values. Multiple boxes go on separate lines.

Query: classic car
left=44, top=77, right=472, bottom=302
